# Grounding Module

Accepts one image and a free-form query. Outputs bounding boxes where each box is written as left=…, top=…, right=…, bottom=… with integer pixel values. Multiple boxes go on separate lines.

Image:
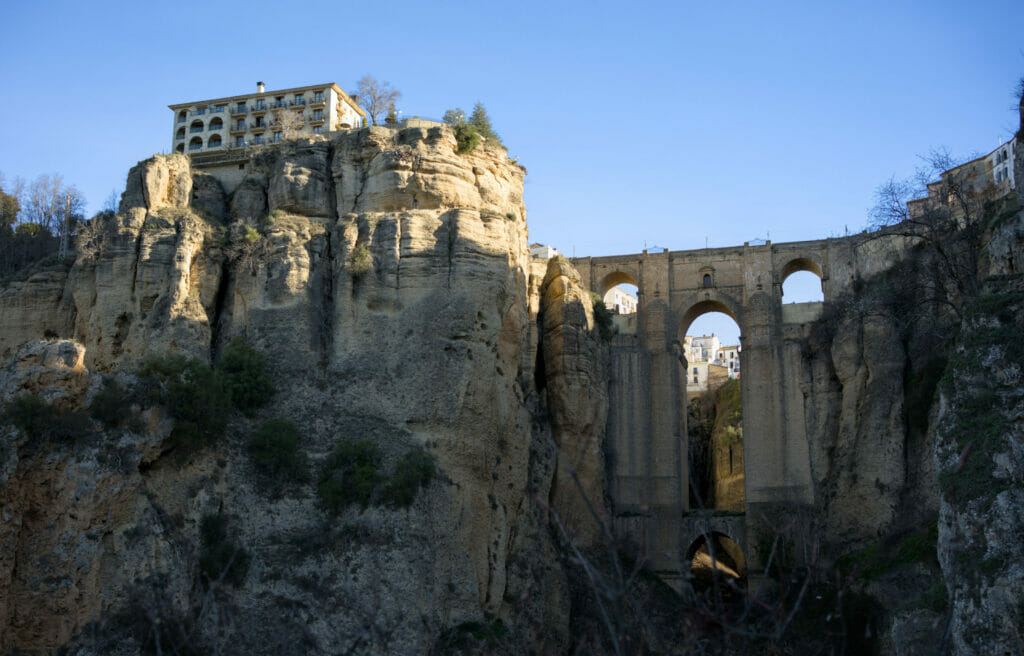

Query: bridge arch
left=674, top=290, right=744, bottom=338
left=597, top=269, right=639, bottom=297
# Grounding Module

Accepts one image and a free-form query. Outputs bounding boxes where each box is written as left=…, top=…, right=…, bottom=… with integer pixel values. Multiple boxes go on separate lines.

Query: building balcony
left=310, top=96, right=326, bottom=107
left=309, top=117, right=325, bottom=125
left=189, top=127, right=204, bottom=133
left=290, top=99, right=306, bottom=108
left=230, top=107, right=248, bottom=115
left=251, top=105, right=267, bottom=115
left=229, top=125, right=247, bottom=134
left=211, top=106, right=226, bottom=113
left=250, top=123, right=266, bottom=132
left=188, top=144, right=203, bottom=151
left=190, top=109, right=206, bottom=116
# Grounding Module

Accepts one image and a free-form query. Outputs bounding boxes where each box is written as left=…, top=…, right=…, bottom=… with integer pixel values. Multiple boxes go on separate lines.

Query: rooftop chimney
left=257, top=81, right=265, bottom=94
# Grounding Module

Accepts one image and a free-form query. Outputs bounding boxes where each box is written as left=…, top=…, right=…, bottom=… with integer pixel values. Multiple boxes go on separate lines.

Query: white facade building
left=604, top=286, right=638, bottom=315
left=685, top=334, right=740, bottom=394
left=168, top=82, right=366, bottom=154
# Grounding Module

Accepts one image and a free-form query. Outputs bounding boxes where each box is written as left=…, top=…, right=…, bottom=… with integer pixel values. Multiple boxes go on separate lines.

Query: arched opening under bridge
left=598, top=271, right=639, bottom=335
left=681, top=302, right=743, bottom=512
left=686, top=531, right=747, bottom=590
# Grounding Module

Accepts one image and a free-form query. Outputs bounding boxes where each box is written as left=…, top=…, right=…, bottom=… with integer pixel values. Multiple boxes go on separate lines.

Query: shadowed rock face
left=0, top=130, right=574, bottom=654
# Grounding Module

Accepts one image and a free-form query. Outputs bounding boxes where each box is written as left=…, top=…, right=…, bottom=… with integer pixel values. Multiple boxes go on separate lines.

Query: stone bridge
left=570, top=232, right=905, bottom=578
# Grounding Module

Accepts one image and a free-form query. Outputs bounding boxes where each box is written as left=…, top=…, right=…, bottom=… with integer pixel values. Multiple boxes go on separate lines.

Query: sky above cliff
left=1, top=0, right=1021, bottom=344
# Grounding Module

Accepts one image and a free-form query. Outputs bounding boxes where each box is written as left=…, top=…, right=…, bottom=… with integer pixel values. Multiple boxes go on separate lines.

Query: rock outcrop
left=0, top=127, right=581, bottom=654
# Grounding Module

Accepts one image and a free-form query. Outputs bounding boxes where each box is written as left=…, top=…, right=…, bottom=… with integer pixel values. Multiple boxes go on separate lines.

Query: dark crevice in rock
left=208, top=257, right=232, bottom=363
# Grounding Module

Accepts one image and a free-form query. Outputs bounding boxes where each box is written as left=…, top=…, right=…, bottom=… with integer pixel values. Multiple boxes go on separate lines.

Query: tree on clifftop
left=355, top=75, right=401, bottom=126
left=469, top=102, right=503, bottom=148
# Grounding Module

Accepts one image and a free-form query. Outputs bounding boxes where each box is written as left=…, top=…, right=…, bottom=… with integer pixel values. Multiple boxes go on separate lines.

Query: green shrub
left=198, top=512, right=250, bottom=589
left=138, top=355, right=230, bottom=454
left=0, top=394, right=92, bottom=444
left=90, top=378, right=132, bottom=429
left=590, top=293, right=616, bottom=341
left=454, top=124, right=480, bottom=154
left=350, top=243, right=372, bottom=276
left=317, top=440, right=384, bottom=512
left=381, top=447, right=435, bottom=508
left=249, top=418, right=307, bottom=483
left=218, top=337, right=274, bottom=413
left=243, top=225, right=260, bottom=243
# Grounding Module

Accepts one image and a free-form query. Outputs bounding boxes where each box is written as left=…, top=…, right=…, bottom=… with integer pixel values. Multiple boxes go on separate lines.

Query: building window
left=702, top=274, right=712, bottom=287
left=313, top=126, right=322, bottom=135
left=253, top=134, right=263, bottom=145
left=175, top=143, right=185, bottom=153
left=693, top=375, right=698, bottom=383
left=176, top=127, right=185, bottom=140
left=213, top=104, right=226, bottom=113
left=313, top=109, right=323, bottom=120
left=177, top=110, right=187, bottom=123
left=236, top=101, right=246, bottom=113
left=208, top=134, right=222, bottom=148
left=254, top=99, right=266, bottom=110
left=236, top=118, right=245, bottom=130
left=235, top=136, right=245, bottom=147
left=188, top=137, right=202, bottom=151
left=314, top=91, right=324, bottom=103
left=294, top=95, right=304, bottom=106
left=693, top=367, right=698, bottom=375
left=255, top=116, right=265, bottom=127
left=273, top=132, right=282, bottom=143
left=209, top=117, right=223, bottom=130
left=190, top=120, right=204, bottom=133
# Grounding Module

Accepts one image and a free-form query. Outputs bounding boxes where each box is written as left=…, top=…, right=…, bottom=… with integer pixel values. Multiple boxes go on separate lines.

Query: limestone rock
left=540, top=257, right=608, bottom=547
left=267, top=140, right=333, bottom=217
left=0, top=267, right=76, bottom=360
left=0, top=339, right=88, bottom=409
left=190, top=171, right=228, bottom=224
left=0, top=127, right=574, bottom=654
left=230, top=177, right=268, bottom=222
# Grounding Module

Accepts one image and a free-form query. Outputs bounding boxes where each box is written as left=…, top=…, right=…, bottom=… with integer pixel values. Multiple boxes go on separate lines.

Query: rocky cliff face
left=0, top=127, right=589, bottom=654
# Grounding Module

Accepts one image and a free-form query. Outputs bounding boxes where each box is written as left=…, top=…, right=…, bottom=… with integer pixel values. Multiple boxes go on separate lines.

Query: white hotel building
left=169, top=82, right=366, bottom=154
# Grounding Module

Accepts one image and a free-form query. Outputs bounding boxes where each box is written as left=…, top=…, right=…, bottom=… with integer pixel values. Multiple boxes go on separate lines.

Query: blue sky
left=2, top=0, right=1021, bottom=344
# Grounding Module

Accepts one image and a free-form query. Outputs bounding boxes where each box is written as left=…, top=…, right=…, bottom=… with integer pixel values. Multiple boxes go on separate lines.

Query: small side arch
left=188, top=136, right=203, bottom=151
left=686, top=531, right=747, bottom=582
left=780, top=256, right=823, bottom=282
left=207, top=134, right=222, bottom=148
left=190, top=119, right=204, bottom=133
left=780, top=256, right=825, bottom=303
left=175, top=143, right=185, bottom=153
left=175, top=126, right=185, bottom=140
left=209, top=117, right=224, bottom=130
